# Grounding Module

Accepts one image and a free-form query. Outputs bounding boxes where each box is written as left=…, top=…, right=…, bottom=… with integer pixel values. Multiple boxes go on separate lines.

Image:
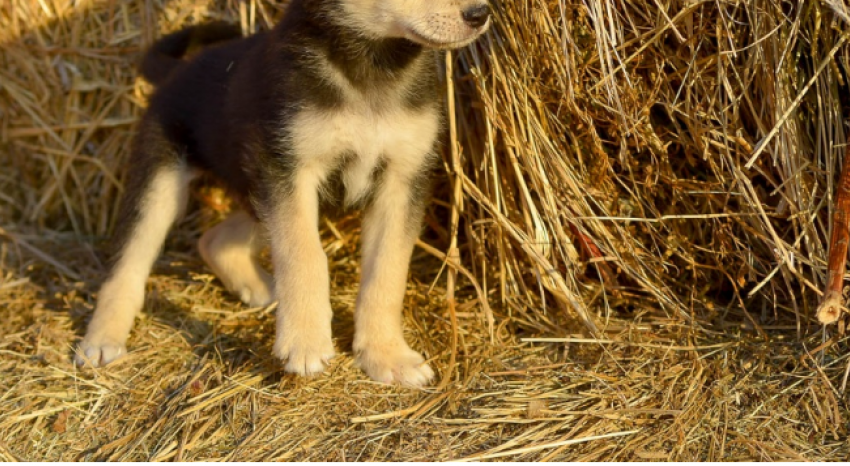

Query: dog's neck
left=278, top=0, right=429, bottom=89
left=326, top=35, right=425, bottom=87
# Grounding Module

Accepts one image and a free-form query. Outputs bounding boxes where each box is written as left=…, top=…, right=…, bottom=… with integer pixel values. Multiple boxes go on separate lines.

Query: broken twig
left=817, top=143, right=850, bottom=325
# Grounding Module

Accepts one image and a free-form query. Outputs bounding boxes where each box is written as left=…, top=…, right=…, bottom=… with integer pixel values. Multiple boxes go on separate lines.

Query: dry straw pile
left=2, top=0, right=850, bottom=461
left=459, top=0, right=850, bottom=333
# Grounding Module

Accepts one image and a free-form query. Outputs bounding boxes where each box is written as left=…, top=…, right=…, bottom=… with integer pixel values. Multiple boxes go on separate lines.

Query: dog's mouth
left=402, top=19, right=490, bottom=50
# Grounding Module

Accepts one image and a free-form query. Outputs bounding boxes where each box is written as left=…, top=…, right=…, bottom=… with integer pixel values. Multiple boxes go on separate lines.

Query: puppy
left=75, top=0, right=491, bottom=387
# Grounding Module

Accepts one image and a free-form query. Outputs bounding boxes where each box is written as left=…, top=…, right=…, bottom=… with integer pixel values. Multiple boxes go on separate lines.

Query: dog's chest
left=288, top=102, right=439, bottom=204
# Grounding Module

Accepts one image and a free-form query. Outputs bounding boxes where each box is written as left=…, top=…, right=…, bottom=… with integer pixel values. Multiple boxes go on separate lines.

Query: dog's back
left=139, top=28, right=270, bottom=207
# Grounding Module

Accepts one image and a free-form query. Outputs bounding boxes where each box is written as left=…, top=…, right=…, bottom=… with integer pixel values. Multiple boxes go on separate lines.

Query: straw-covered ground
left=2, top=0, right=850, bottom=461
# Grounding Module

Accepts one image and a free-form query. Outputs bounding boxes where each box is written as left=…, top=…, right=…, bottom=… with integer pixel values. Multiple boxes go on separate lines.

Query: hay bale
left=454, top=0, right=850, bottom=331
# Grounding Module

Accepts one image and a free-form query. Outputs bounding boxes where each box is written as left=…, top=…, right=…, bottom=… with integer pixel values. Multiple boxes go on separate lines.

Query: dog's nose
left=462, top=4, right=491, bottom=28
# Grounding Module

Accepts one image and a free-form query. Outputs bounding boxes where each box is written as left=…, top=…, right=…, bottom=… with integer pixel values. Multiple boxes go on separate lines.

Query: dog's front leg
left=354, top=165, right=434, bottom=387
left=267, top=168, right=336, bottom=376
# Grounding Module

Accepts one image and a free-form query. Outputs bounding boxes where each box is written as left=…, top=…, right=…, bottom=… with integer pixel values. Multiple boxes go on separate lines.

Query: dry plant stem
left=568, top=223, right=618, bottom=287
left=0, top=442, right=19, bottom=462
left=439, top=50, right=461, bottom=390
left=415, top=239, right=493, bottom=329
left=817, top=144, right=850, bottom=325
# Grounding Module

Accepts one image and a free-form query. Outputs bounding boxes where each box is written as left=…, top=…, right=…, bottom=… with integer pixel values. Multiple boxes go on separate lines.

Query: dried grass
left=1, top=0, right=850, bottom=461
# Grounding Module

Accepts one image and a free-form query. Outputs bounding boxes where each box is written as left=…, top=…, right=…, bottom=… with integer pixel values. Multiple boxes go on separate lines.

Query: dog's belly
left=286, top=104, right=440, bottom=205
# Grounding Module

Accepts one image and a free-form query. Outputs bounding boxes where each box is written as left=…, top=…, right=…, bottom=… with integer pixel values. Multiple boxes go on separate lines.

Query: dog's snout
left=462, top=4, right=491, bottom=29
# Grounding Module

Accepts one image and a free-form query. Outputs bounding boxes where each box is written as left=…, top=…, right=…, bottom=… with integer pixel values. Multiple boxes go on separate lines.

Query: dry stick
left=744, top=31, right=850, bottom=169
left=0, top=442, right=20, bottom=461
left=568, top=222, right=618, bottom=287
left=454, top=430, right=640, bottom=462
left=349, top=391, right=452, bottom=424
left=439, top=50, right=461, bottom=391
left=817, top=144, right=850, bottom=325
left=7, top=117, right=136, bottom=138
left=415, top=239, right=493, bottom=328
left=0, top=227, right=80, bottom=280
left=224, top=413, right=277, bottom=461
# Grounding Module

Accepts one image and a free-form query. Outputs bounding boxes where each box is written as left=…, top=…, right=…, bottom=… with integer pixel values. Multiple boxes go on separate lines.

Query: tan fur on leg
left=269, top=167, right=336, bottom=376
left=353, top=167, right=434, bottom=387
left=199, top=210, right=274, bottom=307
left=76, top=166, right=193, bottom=367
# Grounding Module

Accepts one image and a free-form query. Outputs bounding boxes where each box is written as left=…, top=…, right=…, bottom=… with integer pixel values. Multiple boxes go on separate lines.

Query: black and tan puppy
left=74, top=0, right=491, bottom=386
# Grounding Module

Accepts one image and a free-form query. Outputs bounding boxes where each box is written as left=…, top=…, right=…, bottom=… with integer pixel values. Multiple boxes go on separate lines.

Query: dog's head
left=339, top=0, right=492, bottom=49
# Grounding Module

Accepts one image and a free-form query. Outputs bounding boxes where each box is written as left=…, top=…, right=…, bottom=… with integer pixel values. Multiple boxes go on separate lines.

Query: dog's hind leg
left=76, top=160, right=193, bottom=367
left=199, top=210, right=274, bottom=307
left=353, top=165, right=435, bottom=387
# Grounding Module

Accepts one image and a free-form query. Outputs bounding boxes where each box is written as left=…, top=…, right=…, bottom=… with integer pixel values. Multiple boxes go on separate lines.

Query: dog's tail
left=139, top=22, right=242, bottom=85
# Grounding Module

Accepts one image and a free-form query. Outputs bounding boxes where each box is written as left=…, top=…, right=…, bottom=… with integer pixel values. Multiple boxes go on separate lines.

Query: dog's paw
left=74, top=337, right=127, bottom=367
left=234, top=275, right=274, bottom=307
left=356, top=344, right=434, bottom=388
left=273, top=334, right=336, bottom=376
